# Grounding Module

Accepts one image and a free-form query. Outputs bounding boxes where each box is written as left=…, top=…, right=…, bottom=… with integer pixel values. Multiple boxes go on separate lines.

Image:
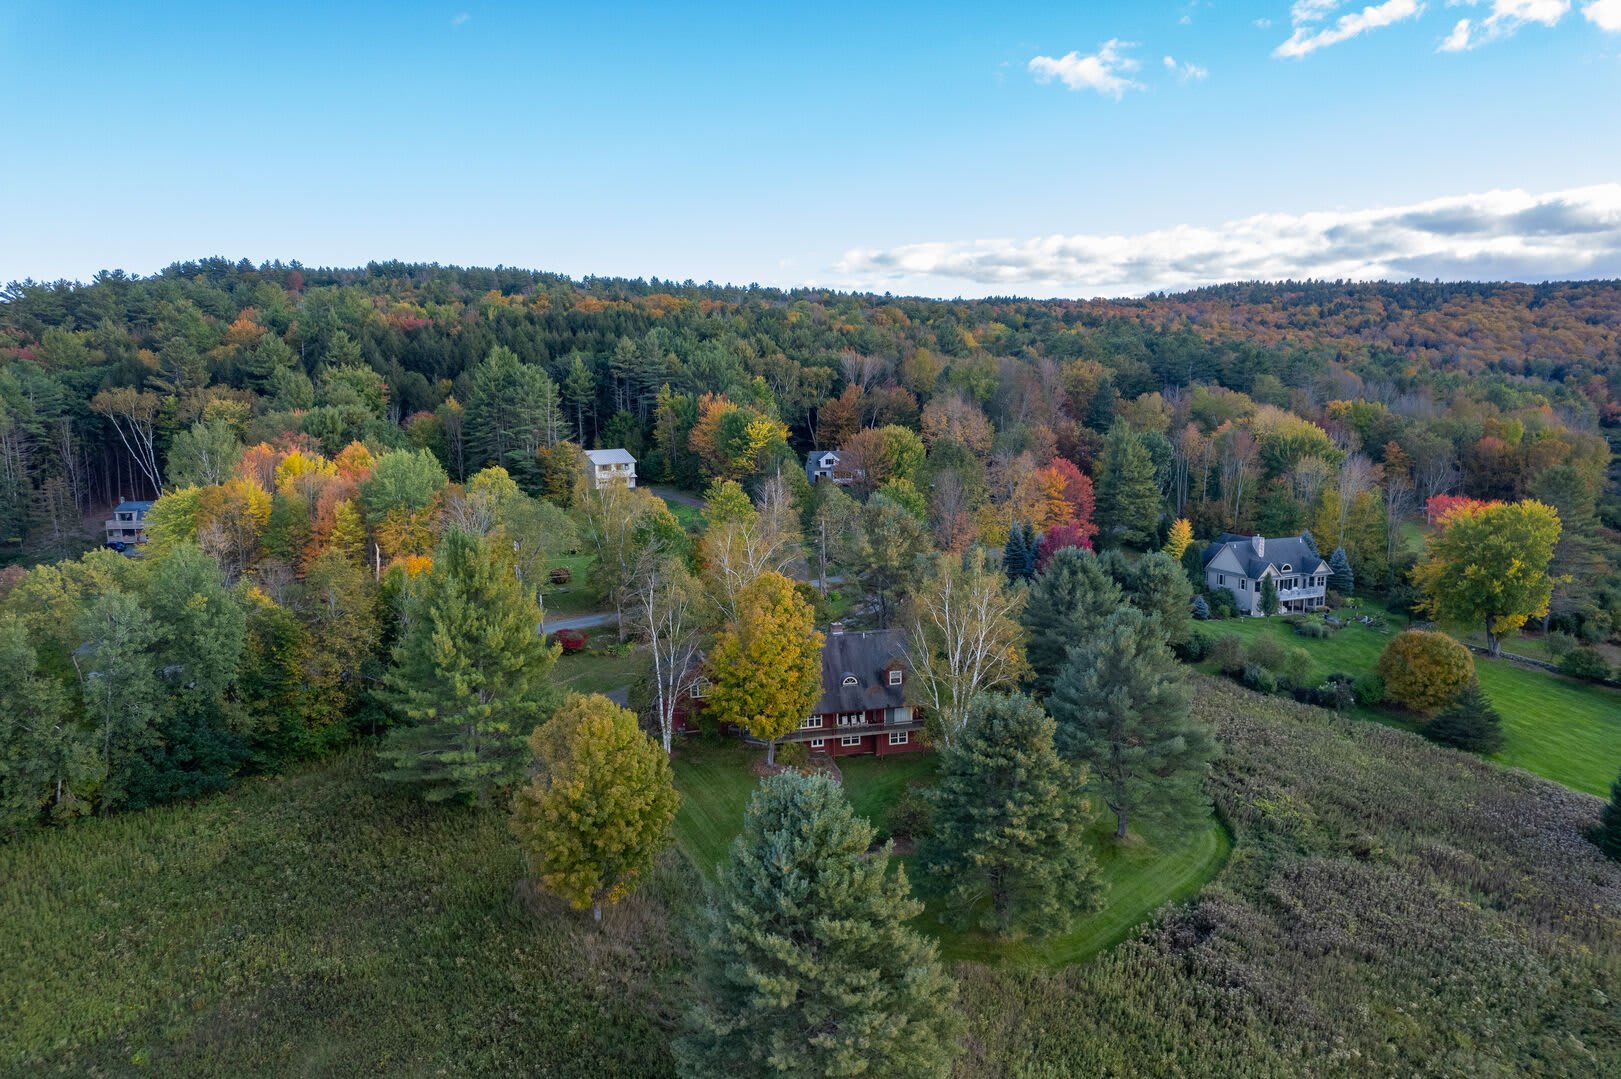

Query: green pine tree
left=1049, top=608, right=1215, bottom=839
left=1259, top=576, right=1280, bottom=616
left=677, top=771, right=960, bottom=1079
left=1328, top=546, right=1355, bottom=595
left=379, top=530, right=559, bottom=805
left=1124, top=550, right=1194, bottom=644
left=1594, top=768, right=1621, bottom=862
left=1002, top=522, right=1028, bottom=582
left=1021, top=547, right=1125, bottom=700
left=917, top=693, right=1102, bottom=938
left=1095, top=421, right=1162, bottom=549
left=1423, top=680, right=1505, bottom=754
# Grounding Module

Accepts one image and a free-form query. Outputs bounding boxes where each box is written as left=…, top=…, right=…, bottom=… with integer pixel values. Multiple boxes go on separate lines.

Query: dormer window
left=841, top=674, right=859, bottom=687
left=888, top=669, right=903, bottom=686
left=1280, top=563, right=1292, bottom=573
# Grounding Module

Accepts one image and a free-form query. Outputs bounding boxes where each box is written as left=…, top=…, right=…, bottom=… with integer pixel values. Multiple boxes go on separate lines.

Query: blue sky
left=2, top=1, right=1619, bottom=297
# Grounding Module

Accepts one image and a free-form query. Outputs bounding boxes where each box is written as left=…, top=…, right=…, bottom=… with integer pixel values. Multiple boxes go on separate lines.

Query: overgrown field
left=1192, top=605, right=1621, bottom=796
left=955, top=677, right=1621, bottom=1077
left=5, top=681, right=1617, bottom=1076
left=0, top=752, right=696, bottom=1078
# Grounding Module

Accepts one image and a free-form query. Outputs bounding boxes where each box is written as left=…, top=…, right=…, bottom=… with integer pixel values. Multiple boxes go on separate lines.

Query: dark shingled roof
left=816, top=628, right=907, bottom=714
left=1205, top=532, right=1328, bottom=579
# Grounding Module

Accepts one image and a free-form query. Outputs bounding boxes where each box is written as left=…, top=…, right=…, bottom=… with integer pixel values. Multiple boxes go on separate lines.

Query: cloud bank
left=1439, top=1, right=1569, bottom=52
left=833, top=185, right=1621, bottom=298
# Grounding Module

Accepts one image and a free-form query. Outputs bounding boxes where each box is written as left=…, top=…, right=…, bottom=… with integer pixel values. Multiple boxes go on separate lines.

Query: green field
left=550, top=632, right=643, bottom=696
left=1192, top=604, right=1621, bottom=795
left=669, top=740, right=1230, bottom=969
left=539, top=552, right=601, bottom=617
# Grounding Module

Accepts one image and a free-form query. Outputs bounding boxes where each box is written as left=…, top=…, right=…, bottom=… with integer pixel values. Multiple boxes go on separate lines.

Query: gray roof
left=585, top=448, right=636, bottom=466
left=816, top=629, right=907, bottom=714
left=1206, top=533, right=1328, bottom=579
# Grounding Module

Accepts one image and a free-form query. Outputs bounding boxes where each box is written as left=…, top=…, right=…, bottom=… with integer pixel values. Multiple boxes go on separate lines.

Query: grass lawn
left=669, top=740, right=1231, bottom=970
left=551, top=633, right=643, bottom=696
left=659, top=498, right=704, bottom=532
left=1192, top=602, right=1621, bottom=796
left=539, top=551, right=601, bottom=617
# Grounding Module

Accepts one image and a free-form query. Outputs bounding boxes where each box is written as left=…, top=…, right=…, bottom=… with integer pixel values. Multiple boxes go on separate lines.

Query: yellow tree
left=510, top=693, right=679, bottom=923
left=704, top=572, right=824, bottom=765
left=1163, top=518, right=1194, bottom=561
left=1414, top=500, right=1561, bottom=657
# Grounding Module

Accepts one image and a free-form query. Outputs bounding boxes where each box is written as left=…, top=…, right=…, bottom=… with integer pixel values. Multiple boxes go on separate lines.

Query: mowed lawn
left=670, top=740, right=1230, bottom=970
left=538, top=551, right=601, bottom=617
left=550, top=632, right=642, bottom=696
left=1192, top=605, right=1621, bottom=796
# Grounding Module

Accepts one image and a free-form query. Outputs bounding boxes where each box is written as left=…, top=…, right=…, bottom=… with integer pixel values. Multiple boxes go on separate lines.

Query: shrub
left=1294, top=620, right=1331, bottom=640
left=774, top=740, right=809, bottom=768
left=1241, top=663, right=1278, bottom=695
left=1595, top=769, right=1621, bottom=862
left=885, top=788, right=934, bottom=842
left=1279, top=646, right=1313, bottom=688
left=1175, top=628, right=1211, bottom=663
left=1245, top=636, right=1288, bottom=675
left=1377, top=631, right=1474, bottom=712
left=1543, top=631, right=1577, bottom=659
left=1423, top=681, right=1505, bottom=755
left=1191, top=595, right=1211, bottom=621
left=550, top=628, right=588, bottom=654
left=547, top=566, right=572, bottom=585
left=1352, top=673, right=1385, bottom=707
left=1211, top=634, right=1246, bottom=675
left=1207, top=589, right=1239, bottom=619
left=1559, top=647, right=1613, bottom=683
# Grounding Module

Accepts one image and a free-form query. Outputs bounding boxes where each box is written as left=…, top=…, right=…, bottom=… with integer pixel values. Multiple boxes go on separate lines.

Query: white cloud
left=451, top=12, right=471, bottom=27
left=1254, top=17, right=1275, bottom=27
left=1028, top=40, right=1144, bottom=99
left=1438, top=1, right=1569, bottom=51
left=1274, top=0, right=1425, bottom=58
left=1583, top=0, right=1621, bottom=29
left=832, top=184, right=1621, bottom=299
left=1163, top=55, right=1211, bottom=81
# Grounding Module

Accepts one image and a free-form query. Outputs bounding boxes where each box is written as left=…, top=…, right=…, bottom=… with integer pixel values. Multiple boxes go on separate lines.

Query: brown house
left=678, top=624, right=927, bottom=757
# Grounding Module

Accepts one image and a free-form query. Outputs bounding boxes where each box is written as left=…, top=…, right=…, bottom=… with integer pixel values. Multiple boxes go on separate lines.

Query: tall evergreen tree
left=1095, top=421, right=1161, bottom=548
left=1122, top=550, right=1194, bottom=645
left=918, top=693, right=1102, bottom=938
left=677, top=771, right=960, bottom=1079
left=1328, top=546, right=1355, bottom=595
left=1259, top=575, right=1280, bottom=616
left=1020, top=547, right=1125, bottom=700
left=1001, top=521, right=1028, bottom=582
left=1299, top=529, right=1319, bottom=560
left=379, top=530, right=559, bottom=805
left=1049, top=608, right=1214, bottom=839
left=561, top=352, right=597, bottom=444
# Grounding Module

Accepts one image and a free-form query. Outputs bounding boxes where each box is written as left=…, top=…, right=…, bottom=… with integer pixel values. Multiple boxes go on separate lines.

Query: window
left=888, top=731, right=909, bottom=746
left=810, top=738, right=824, bottom=749
left=840, top=735, right=861, bottom=747
left=839, top=712, right=863, bottom=727
left=1218, top=574, right=1226, bottom=586
left=841, top=674, right=858, bottom=687
left=688, top=680, right=706, bottom=699
left=1280, top=563, right=1292, bottom=573
left=800, top=715, right=821, bottom=730
left=888, top=669, right=903, bottom=686
left=1240, top=578, right=1248, bottom=591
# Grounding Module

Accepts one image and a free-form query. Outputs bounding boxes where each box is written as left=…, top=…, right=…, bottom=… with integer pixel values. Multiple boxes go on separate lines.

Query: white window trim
left=810, top=738, right=824, bottom=749
left=840, top=735, right=861, bottom=747
left=888, top=731, right=908, bottom=746
left=887, top=669, right=903, bottom=686
left=839, top=713, right=863, bottom=727
left=688, top=680, right=706, bottom=699
left=800, top=715, right=821, bottom=730
left=841, top=674, right=859, bottom=687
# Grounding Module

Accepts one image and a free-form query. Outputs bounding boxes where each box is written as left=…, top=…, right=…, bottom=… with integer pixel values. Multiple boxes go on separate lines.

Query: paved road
left=542, top=610, right=618, bottom=632
left=648, top=484, right=703, bottom=509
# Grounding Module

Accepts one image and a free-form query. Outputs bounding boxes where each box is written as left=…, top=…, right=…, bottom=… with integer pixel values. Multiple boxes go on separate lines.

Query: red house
left=679, top=623, right=927, bottom=757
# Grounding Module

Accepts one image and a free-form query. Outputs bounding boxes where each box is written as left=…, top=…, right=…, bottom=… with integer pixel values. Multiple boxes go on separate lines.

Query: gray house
left=584, top=448, right=636, bottom=489
left=805, top=449, right=858, bottom=486
left=1202, top=532, right=1329, bottom=615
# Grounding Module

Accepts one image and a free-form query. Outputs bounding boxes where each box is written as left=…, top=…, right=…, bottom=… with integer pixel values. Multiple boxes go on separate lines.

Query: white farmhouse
left=1202, top=532, right=1329, bottom=616
left=584, top=448, right=637, bottom=489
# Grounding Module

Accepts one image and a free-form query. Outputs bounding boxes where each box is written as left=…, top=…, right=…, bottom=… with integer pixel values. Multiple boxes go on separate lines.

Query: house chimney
left=1251, top=534, right=1264, bottom=557
left=829, top=621, right=845, bottom=635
